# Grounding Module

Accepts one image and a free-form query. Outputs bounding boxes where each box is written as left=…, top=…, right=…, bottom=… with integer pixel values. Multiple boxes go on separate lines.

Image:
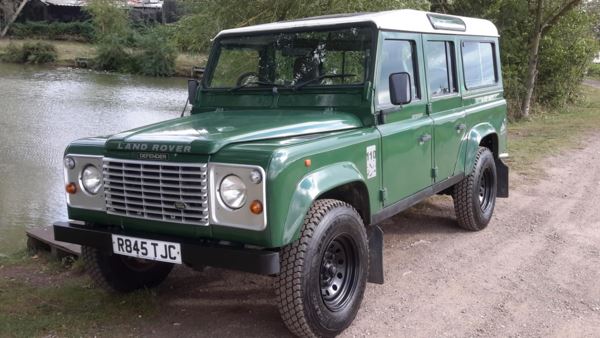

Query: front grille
left=103, top=158, right=209, bottom=225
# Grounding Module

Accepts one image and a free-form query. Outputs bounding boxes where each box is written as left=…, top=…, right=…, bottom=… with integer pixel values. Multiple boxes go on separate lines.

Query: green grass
left=506, top=85, right=600, bottom=176
left=586, top=63, right=600, bottom=81
left=0, top=253, right=159, bottom=337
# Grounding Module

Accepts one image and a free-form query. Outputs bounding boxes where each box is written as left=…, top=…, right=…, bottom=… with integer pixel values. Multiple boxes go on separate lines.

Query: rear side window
left=426, top=41, right=458, bottom=97
left=377, top=39, right=420, bottom=106
left=462, top=42, right=497, bottom=89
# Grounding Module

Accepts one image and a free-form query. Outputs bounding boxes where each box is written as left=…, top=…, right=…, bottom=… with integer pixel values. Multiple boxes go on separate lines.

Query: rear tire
left=81, top=246, right=174, bottom=293
left=453, top=147, right=497, bottom=231
left=275, top=199, right=369, bottom=338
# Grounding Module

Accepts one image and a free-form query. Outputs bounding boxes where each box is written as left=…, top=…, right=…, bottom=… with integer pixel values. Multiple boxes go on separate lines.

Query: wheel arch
left=280, top=162, right=370, bottom=246
left=465, top=123, right=498, bottom=175
left=465, top=123, right=508, bottom=197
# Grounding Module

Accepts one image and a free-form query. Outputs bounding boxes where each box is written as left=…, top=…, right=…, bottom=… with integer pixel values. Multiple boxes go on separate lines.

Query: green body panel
left=422, top=34, right=468, bottom=181
left=106, top=109, right=364, bottom=155
left=265, top=128, right=380, bottom=246
left=62, top=28, right=508, bottom=250
left=375, top=32, right=434, bottom=205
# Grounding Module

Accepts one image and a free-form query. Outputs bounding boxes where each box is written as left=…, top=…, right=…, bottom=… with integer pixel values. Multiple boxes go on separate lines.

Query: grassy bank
left=0, top=39, right=206, bottom=77
left=1, top=85, right=600, bottom=336
left=506, top=85, right=600, bottom=176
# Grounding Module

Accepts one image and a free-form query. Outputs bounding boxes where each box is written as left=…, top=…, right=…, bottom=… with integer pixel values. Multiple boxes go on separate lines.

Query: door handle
left=419, top=133, right=432, bottom=144
left=456, top=123, right=467, bottom=133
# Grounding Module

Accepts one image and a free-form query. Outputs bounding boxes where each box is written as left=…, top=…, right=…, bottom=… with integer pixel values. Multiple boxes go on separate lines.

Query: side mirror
left=188, top=79, right=199, bottom=104
left=389, top=72, right=412, bottom=105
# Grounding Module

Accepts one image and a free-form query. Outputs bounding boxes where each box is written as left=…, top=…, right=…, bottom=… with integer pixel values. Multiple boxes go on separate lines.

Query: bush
left=93, top=36, right=134, bottom=72
left=136, top=27, right=177, bottom=76
left=0, top=42, right=57, bottom=64
left=9, top=21, right=95, bottom=42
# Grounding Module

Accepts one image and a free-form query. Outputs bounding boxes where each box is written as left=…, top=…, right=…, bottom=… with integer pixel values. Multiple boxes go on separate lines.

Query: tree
left=520, top=0, right=582, bottom=119
left=175, top=0, right=430, bottom=53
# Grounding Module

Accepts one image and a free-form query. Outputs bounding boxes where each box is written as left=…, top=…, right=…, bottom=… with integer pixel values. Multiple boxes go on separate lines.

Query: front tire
left=81, top=246, right=174, bottom=293
left=453, top=147, right=497, bottom=231
left=275, top=199, right=369, bottom=338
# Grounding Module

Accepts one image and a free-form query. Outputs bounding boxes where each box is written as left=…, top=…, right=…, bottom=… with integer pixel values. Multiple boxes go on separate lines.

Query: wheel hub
left=320, top=235, right=357, bottom=311
left=479, top=167, right=493, bottom=212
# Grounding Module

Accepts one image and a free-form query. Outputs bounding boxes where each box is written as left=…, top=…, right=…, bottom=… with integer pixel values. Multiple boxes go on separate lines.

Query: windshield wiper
left=292, top=73, right=357, bottom=90
left=229, top=81, right=289, bottom=92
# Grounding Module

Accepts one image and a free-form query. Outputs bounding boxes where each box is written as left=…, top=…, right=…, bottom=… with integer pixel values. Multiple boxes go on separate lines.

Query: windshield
left=206, top=26, right=373, bottom=89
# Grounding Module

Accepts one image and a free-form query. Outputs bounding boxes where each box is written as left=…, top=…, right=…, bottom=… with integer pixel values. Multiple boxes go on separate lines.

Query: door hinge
left=379, top=188, right=388, bottom=202
left=431, top=167, right=438, bottom=178
left=426, top=103, right=432, bottom=115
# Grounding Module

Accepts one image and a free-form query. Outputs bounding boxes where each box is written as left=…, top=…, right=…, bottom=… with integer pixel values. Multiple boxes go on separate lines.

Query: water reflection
left=0, top=64, right=186, bottom=255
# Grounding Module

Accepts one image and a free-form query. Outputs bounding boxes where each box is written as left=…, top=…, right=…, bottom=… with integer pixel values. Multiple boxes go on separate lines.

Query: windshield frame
left=201, top=22, right=379, bottom=92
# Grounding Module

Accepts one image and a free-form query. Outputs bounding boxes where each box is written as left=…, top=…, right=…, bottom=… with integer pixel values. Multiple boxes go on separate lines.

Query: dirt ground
left=92, top=133, right=596, bottom=338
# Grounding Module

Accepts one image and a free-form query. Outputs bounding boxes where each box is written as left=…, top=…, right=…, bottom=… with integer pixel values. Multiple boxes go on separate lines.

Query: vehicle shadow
left=141, top=196, right=462, bottom=337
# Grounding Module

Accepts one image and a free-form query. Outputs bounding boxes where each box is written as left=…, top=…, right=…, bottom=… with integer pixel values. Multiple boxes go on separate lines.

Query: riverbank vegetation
left=0, top=41, right=56, bottom=64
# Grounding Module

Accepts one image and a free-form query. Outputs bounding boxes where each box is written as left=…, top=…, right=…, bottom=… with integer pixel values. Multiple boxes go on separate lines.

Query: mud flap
left=367, top=225, right=384, bottom=284
left=495, top=158, right=509, bottom=198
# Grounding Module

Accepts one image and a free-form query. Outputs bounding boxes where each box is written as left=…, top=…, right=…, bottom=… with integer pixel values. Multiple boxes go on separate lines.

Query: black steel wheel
left=276, top=199, right=369, bottom=338
left=453, top=147, right=497, bottom=231
left=82, top=246, right=174, bottom=293
left=320, top=234, right=358, bottom=311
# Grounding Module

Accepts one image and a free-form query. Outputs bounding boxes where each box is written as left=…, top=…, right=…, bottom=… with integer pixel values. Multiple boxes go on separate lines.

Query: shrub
left=0, top=42, right=57, bottom=64
left=0, top=43, right=26, bottom=63
left=9, top=21, right=95, bottom=42
left=93, top=36, right=134, bottom=72
left=136, top=27, right=177, bottom=76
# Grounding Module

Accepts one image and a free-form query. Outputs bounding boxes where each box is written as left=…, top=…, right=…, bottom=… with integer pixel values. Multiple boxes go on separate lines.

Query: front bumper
left=53, top=221, right=280, bottom=275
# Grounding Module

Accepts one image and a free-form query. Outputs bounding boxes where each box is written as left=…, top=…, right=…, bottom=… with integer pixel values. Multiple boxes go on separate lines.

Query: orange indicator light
left=249, top=200, right=263, bottom=214
left=66, top=183, right=77, bottom=194
left=304, top=159, right=312, bottom=167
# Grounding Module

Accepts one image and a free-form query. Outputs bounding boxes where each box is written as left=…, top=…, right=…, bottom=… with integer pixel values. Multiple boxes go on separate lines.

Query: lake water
left=0, top=64, right=187, bottom=256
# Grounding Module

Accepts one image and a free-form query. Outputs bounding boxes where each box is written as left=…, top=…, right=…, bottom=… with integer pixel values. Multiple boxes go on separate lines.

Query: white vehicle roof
left=216, top=9, right=499, bottom=38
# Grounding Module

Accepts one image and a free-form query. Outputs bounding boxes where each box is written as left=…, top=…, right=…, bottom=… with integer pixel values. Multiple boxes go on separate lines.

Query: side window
left=377, top=39, right=420, bottom=106
left=426, top=41, right=457, bottom=97
left=462, top=41, right=497, bottom=89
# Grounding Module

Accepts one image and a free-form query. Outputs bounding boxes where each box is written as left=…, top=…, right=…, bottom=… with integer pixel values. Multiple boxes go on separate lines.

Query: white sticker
left=366, top=145, right=377, bottom=179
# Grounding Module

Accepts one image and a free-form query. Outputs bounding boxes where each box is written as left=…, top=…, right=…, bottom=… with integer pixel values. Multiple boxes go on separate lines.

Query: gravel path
left=130, top=135, right=600, bottom=337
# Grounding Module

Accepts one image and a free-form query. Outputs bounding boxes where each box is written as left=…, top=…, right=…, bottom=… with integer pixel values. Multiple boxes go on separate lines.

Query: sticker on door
left=366, top=145, right=376, bottom=179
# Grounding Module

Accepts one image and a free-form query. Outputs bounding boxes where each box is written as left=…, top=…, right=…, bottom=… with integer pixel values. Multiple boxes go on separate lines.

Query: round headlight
left=219, top=175, right=247, bottom=209
left=80, top=165, right=102, bottom=195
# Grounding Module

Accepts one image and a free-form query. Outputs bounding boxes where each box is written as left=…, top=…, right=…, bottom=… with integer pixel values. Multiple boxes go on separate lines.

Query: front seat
left=293, top=56, right=320, bottom=84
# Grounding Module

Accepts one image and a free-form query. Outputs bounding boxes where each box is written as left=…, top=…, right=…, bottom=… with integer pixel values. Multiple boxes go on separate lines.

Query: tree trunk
left=0, top=0, right=28, bottom=38
left=520, top=31, right=542, bottom=119
left=520, top=0, right=544, bottom=119
left=519, top=0, right=582, bottom=119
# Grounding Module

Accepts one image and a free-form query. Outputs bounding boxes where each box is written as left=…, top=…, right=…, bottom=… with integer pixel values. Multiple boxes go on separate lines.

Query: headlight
left=219, top=175, right=247, bottom=209
left=80, top=165, right=102, bottom=195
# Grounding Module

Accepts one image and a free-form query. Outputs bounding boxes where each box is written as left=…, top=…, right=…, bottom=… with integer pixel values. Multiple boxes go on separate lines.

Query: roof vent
left=427, top=14, right=466, bottom=32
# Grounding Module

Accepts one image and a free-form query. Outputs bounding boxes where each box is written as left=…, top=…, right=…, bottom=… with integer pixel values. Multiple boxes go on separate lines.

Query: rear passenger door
left=423, top=35, right=466, bottom=182
left=376, top=32, right=433, bottom=206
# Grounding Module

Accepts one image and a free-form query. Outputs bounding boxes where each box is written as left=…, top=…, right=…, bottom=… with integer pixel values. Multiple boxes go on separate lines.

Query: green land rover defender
left=54, top=9, right=509, bottom=337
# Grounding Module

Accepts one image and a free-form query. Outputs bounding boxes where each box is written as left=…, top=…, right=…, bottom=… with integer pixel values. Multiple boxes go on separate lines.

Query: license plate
left=111, top=234, right=182, bottom=264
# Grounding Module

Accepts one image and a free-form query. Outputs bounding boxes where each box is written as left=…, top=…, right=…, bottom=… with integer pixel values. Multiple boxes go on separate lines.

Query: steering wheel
left=236, top=72, right=259, bottom=86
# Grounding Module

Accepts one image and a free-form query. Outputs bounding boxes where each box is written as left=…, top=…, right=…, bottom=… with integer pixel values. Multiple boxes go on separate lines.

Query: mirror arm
left=377, top=106, right=400, bottom=124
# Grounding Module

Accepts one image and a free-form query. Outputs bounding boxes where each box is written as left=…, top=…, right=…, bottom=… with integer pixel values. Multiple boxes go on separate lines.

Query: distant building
left=594, top=52, right=600, bottom=64
left=17, top=0, right=170, bottom=23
